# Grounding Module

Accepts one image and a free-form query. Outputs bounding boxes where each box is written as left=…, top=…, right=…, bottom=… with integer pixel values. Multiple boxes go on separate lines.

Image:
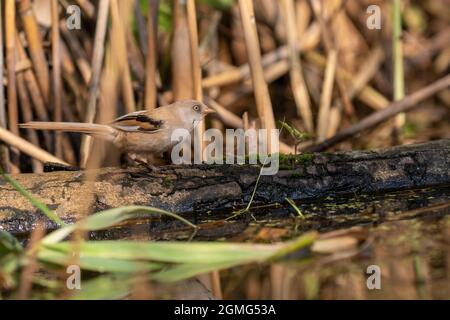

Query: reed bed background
left=0, top=0, right=449, bottom=173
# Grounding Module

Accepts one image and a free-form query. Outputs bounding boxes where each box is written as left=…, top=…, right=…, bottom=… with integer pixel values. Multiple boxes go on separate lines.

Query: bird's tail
left=20, top=122, right=117, bottom=141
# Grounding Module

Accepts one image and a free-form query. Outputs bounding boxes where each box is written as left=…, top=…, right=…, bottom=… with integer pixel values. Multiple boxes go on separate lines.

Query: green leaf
left=38, top=248, right=162, bottom=273
left=41, top=241, right=276, bottom=264
left=42, top=205, right=196, bottom=244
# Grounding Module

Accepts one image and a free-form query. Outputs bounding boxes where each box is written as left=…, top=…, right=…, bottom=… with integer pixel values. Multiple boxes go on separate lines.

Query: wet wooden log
left=1, top=139, right=449, bottom=235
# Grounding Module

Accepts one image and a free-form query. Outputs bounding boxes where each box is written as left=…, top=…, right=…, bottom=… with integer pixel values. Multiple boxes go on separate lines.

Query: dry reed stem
left=144, top=0, right=159, bottom=110
left=202, top=20, right=320, bottom=90
left=19, top=0, right=50, bottom=102
left=305, top=51, right=390, bottom=110
left=392, top=0, right=406, bottom=130
left=282, top=0, right=314, bottom=132
left=126, top=26, right=145, bottom=84
left=75, top=0, right=95, bottom=19
left=219, top=59, right=289, bottom=107
left=6, top=0, right=19, bottom=173
left=60, top=21, right=92, bottom=85
left=347, top=46, right=385, bottom=99
left=310, top=0, right=354, bottom=118
left=317, top=49, right=337, bottom=141
left=0, top=126, right=68, bottom=165
left=187, top=0, right=204, bottom=161
left=325, top=47, right=384, bottom=138
left=238, top=0, right=276, bottom=151
left=204, top=97, right=244, bottom=128
left=80, top=0, right=109, bottom=167
left=0, top=8, right=10, bottom=172
left=52, top=0, right=63, bottom=158
left=134, top=0, right=148, bottom=55
left=172, top=0, right=194, bottom=100
left=110, top=0, right=135, bottom=113
left=16, top=68, right=43, bottom=172
left=15, top=33, right=52, bottom=150
left=307, top=74, right=450, bottom=152
left=206, top=95, right=294, bottom=154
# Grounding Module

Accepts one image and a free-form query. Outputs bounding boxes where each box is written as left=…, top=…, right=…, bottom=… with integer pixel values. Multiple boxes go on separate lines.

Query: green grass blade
left=0, top=168, right=66, bottom=227
left=42, top=205, right=197, bottom=244
left=151, top=261, right=244, bottom=282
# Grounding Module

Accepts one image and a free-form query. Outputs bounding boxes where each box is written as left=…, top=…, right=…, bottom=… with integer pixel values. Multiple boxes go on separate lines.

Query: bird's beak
left=203, top=107, right=216, bottom=115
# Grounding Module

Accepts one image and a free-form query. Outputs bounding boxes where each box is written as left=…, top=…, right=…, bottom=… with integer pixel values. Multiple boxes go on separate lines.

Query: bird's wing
left=111, top=110, right=165, bottom=132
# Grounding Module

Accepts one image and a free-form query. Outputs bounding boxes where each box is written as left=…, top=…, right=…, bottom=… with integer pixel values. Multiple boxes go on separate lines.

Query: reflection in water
left=91, top=184, right=450, bottom=299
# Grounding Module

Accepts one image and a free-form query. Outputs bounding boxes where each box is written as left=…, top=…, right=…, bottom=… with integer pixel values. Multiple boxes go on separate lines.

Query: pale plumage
left=20, top=100, right=214, bottom=156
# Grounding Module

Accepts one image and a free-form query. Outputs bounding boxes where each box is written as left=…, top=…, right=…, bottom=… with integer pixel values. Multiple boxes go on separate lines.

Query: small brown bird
left=20, top=100, right=215, bottom=157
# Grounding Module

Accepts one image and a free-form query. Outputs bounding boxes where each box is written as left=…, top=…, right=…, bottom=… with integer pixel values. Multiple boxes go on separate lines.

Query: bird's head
left=173, top=100, right=216, bottom=125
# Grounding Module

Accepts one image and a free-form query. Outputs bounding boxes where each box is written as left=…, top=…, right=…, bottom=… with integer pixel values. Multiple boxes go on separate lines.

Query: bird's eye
left=193, top=105, right=201, bottom=112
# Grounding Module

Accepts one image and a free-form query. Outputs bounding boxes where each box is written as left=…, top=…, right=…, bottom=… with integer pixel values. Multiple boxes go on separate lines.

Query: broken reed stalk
left=110, top=0, right=135, bottom=114
left=186, top=0, right=204, bottom=161
left=392, top=0, right=405, bottom=129
left=52, top=0, right=63, bottom=158
left=307, top=74, right=450, bottom=152
left=0, top=126, right=68, bottom=165
left=281, top=0, right=314, bottom=132
left=80, top=0, right=110, bottom=167
left=19, top=0, right=50, bottom=103
left=144, top=0, right=159, bottom=110
left=238, top=0, right=276, bottom=151
left=0, top=8, right=10, bottom=172
left=5, top=0, right=19, bottom=173
left=317, top=49, right=337, bottom=141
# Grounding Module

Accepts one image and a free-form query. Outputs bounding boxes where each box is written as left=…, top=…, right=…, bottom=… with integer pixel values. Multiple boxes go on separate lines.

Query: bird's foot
left=125, top=154, right=162, bottom=173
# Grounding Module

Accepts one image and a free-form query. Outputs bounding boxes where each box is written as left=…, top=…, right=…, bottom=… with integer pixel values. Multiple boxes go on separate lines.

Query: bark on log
left=1, top=139, right=449, bottom=235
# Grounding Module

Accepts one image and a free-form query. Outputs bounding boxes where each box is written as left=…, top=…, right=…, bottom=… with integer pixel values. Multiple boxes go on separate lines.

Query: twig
left=0, top=126, right=69, bottom=165
left=306, top=74, right=450, bottom=152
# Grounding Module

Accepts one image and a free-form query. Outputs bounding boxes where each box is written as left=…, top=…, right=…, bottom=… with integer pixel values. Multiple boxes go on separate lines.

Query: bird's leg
left=123, top=153, right=159, bottom=172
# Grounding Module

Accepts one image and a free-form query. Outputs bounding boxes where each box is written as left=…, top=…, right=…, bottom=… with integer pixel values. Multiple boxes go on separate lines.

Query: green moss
left=162, top=176, right=174, bottom=188
left=278, top=153, right=315, bottom=170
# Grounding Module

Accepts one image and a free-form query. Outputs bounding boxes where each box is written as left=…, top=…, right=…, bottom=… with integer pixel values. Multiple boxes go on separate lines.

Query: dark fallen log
left=1, top=139, right=449, bottom=235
